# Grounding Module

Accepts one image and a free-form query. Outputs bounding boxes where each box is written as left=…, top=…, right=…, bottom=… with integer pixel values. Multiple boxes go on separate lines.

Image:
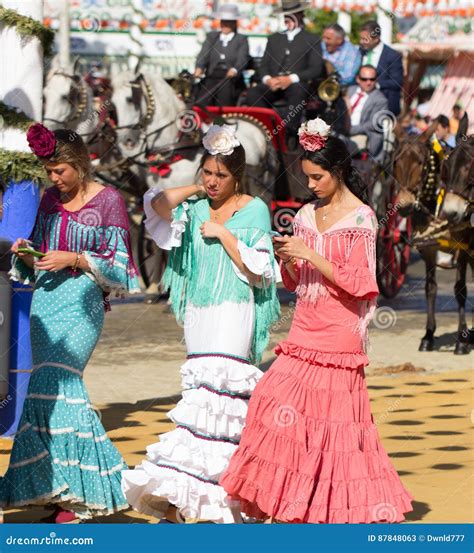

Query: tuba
left=317, top=60, right=341, bottom=103
left=318, top=73, right=340, bottom=103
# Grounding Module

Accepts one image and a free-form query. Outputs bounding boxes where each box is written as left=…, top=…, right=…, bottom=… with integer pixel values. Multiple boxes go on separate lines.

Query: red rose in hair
left=298, top=132, right=327, bottom=152
left=26, top=123, right=57, bottom=158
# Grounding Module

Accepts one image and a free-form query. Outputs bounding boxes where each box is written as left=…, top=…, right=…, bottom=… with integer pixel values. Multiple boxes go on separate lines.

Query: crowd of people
left=193, top=1, right=404, bottom=160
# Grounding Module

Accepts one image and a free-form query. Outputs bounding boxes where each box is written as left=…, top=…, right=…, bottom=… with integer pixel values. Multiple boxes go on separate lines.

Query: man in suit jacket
left=359, top=20, right=403, bottom=116
left=194, top=4, right=249, bottom=106
left=244, top=0, right=324, bottom=139
left=346, top=65, right=389, bottom=163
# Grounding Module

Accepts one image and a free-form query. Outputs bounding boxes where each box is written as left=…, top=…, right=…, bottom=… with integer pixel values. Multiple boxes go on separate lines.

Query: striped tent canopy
left=254, top=0, right=474, bottom=16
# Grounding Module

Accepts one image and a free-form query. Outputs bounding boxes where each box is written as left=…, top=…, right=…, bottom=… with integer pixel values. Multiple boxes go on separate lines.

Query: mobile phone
left=17, top=247, right=46, bottom=258
left=269, top=230, right=282, bottom=237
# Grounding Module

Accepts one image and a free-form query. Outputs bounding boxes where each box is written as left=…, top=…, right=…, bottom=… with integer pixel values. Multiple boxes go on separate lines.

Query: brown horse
left=393, top=115, right=472, bottom=354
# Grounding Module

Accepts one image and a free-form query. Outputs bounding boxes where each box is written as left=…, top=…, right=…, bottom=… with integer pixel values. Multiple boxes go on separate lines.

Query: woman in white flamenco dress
left=121, top=126, right=281, bottom=523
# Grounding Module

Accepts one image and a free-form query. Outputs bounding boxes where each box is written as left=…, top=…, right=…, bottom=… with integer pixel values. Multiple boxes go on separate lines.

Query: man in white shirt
left=359, top=20, right=403, bottom=115
left=345, top=65, right=389, bottom=162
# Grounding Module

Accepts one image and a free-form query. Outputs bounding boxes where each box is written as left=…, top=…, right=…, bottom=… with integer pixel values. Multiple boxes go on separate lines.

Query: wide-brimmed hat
left=273, top=0, right=311, bottom=15
left=211, top=3, right=241, bottom=20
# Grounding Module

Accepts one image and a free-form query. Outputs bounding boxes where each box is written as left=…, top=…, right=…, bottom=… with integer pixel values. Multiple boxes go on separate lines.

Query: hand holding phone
left=17, top=247, right=46, bottom=258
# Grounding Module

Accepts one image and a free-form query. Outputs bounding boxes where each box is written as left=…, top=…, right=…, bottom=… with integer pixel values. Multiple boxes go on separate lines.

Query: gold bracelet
left=72, top=252, right=81, bottom=272
left=283, top=256, right=295, bottom=266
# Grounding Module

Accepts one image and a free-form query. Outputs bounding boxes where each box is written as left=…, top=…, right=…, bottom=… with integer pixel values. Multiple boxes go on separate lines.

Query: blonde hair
left=47, top=129, right=92, bottom=182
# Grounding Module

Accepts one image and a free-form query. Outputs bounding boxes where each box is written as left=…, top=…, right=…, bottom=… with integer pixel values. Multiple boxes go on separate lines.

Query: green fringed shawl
left=163, top=197, right=280, bottom=365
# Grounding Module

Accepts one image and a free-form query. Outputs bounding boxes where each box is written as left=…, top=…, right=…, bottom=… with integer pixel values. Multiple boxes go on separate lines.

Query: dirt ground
left=1, top=256, right=472, bottom=523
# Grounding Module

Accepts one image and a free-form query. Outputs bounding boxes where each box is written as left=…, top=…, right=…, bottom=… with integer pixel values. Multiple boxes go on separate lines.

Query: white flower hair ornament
left=202, top=124, right=241, bottom=156
left=298, top=117, right=331, bottom=152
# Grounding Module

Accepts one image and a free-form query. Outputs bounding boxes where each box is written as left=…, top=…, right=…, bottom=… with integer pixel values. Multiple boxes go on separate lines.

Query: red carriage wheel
left=377, top=205, right=412, bottom=299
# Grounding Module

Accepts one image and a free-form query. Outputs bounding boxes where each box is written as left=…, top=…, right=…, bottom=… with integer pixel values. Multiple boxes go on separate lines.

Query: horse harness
left=44, top=71, right=89, bottom=126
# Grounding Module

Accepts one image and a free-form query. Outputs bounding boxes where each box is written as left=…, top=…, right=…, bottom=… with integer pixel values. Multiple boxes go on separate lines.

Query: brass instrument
left=317, top=73, right=341, bottom=103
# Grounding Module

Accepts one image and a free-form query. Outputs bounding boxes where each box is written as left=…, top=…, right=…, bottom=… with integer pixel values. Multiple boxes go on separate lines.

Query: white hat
left=211, top=3, right=241, bottom=21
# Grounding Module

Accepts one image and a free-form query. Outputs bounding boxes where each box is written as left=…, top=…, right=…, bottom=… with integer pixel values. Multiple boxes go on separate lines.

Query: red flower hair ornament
left=298, top=118, right=331, bottom=152
left=26, top=123, right=57, bottom=158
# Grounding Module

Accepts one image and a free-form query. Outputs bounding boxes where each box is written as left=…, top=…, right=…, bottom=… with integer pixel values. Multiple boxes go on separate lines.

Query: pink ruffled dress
left=220, top=202, right=414, bottom=523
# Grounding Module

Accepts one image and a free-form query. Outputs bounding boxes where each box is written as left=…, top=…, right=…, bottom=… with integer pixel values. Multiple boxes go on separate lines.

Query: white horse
left=110, top=65, right=278, bottom=300
left=110, top=66, right=277, bottom=198
left=43, top=57, right=97, bottom=136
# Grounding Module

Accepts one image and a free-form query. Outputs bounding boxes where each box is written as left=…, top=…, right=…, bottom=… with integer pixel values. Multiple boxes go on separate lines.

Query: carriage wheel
left=137, top=213, right=167, bottom=293
left=377, top=206, right=412, bottom=299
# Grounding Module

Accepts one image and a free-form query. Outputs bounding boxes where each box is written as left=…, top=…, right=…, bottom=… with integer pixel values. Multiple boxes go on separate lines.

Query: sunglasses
left=359, top=77, right=376, bottom=82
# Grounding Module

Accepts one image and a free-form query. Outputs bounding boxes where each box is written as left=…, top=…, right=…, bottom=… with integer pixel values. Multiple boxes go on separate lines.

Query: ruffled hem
left=169, top=400, right=247, bottom=440
left=122, top=461, right=241, bottom=523
left=180, top=357, right=263, bottom=394
left=146, top=426, right=237, bottom=479
left=275, top=341, right=369, bottom=369
left=0, top=381, right=129, bottom=518
left=221, top=468, right=413, bottom=523
left=0, top=484, right=128, bottom=520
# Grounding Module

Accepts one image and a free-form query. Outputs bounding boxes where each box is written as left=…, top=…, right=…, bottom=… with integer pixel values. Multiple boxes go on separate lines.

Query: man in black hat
left=244, top=0, right=324, bottom=141
left=193, top=4, right=249, bottom=106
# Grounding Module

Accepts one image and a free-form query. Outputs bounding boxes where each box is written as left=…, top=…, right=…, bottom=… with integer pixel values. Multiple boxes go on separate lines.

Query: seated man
left=244, top=0, right=324, bottom=142
left=193, top=4, right=249, bottom=107
left=345, top=65, right=389, bottom=163
left=321, top=23, right=361, bottom=86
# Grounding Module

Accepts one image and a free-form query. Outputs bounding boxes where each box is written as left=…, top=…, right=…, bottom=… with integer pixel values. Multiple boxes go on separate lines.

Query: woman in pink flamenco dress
left=220, top=120, right=414, bottom=523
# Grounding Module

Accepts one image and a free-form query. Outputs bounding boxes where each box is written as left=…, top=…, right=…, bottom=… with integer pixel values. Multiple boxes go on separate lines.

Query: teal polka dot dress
left=1, top=186, right=140, bottom=519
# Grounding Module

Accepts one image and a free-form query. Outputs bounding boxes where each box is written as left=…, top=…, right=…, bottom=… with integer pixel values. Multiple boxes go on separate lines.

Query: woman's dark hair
left=199, top=144, right=246, bottom=194
left=301, top=136, right=370, bottom=205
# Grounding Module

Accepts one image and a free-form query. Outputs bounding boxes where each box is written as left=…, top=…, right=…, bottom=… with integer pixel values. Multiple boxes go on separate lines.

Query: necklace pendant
left=322, top=214, right=327, bottom=221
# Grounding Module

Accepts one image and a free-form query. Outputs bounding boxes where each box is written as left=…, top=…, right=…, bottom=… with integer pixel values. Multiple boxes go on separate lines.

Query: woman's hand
left=12, top=238, right=31, bottom=257
left=199, top=221, right=225, bottom=240
left=11, top=238, right=35, bottom=267
left=35, top=251, right=76, bottom=272
left=273, top=235, right=312, bottom=261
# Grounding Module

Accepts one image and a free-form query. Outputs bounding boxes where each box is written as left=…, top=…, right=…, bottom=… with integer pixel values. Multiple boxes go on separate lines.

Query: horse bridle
left=43, top=71, right=89, bottom=126
left=114, top=72, right=195, bottom=157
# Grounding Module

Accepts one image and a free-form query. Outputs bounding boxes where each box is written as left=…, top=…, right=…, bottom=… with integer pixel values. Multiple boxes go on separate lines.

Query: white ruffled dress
left=121, top=190, right=281, bottom=523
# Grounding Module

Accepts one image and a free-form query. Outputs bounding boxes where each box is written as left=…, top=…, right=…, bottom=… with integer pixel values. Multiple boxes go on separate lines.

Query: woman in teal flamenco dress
left=0, top=125, right=140, bottom=523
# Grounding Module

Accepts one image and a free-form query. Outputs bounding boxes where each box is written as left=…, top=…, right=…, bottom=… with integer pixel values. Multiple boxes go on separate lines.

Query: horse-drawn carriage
left=43, top=60, right=472, bottom=355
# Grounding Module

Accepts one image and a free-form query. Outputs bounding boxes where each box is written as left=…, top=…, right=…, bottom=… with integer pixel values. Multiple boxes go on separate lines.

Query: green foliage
left=0, top=5, right=55, bottom=56
left=305, top=9, right=398, bottom=43
left=0, top=150, right=45, bottom=185
left=0, top=101, right=33, bottom=132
